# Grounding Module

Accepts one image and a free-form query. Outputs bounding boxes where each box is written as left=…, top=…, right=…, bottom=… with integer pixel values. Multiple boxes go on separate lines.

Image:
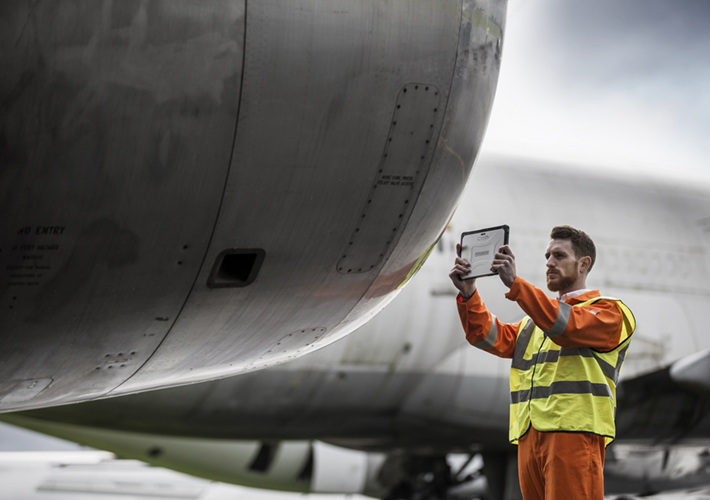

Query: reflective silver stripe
left=513, top=347, right=593, bottom=371
left=561, top=347, right=593, bottom=358
left=510, top=381, right=614, bottom=404
left=591, top=355, right=616, bottom=382
left=612, top=343, right=631, bottom=384
left=474, top=314, right=498, bottom=350
left=514, top=350, right=557, bottom=371
left=512, top=357, right=533, bottom=371
left=510, top=347, right=621, bottom=385
left=544, top=301, right=571, bottom=338
left=511, top=320, right=536, bottom=369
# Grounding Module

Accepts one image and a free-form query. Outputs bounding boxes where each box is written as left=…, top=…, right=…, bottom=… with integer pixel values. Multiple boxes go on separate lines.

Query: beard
left=546, top=273, right=577, bottom=293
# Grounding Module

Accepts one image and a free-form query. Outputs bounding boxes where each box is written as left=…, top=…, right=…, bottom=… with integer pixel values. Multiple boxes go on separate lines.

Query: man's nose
left=546, top=257, right=554, bottom=267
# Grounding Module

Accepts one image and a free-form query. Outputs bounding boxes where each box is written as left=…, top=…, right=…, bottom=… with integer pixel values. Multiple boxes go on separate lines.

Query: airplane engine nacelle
left=1, top=0, right=507, bottom=411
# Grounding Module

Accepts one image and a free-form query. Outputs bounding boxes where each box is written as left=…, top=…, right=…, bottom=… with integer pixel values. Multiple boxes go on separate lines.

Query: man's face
left=545, top=239, right=585, bottom=293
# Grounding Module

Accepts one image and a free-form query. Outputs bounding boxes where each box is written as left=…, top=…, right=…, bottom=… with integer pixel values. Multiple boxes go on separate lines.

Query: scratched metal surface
left=0, top=0, right=507, bottom=410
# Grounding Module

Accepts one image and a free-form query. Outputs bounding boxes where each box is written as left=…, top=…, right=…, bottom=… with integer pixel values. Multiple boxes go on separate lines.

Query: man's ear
left=579, top=256, right=592, bottom=274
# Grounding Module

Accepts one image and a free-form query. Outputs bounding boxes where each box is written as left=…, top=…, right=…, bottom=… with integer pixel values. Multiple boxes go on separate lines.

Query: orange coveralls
left=457, top=277, right=626, bottom=500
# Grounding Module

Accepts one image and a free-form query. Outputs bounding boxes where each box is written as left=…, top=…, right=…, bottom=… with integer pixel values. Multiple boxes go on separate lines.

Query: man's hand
left=491, top=244, right=517, bottom=288
left=449, top=243, right=477, bottom=298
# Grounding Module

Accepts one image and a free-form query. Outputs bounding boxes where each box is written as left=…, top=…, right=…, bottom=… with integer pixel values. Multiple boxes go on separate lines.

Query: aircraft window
left=249, top=442, right=277, bottom=473
left=207, top=249, right=266, bottom=288
left=298, top=447, right=314, bottom=482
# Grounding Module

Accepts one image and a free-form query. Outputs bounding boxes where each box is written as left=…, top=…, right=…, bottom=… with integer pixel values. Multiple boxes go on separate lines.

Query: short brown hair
left=550, top=225, right=596, bottom=273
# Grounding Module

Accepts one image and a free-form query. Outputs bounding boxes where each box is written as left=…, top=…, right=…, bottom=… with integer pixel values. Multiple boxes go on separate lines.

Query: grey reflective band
left=510, top=381, right=614, bottom=404
left=512, top=319, right=536, bottom=365
left=513, top=346, right=594, bottom=371
left=474, top=314, right=498, bottom=350
left=544, top=301, right=571, bottom=338
left=510, top=342, right=627, bottom=385
left=612, top=343, right=631, bottom=384
left=592, top=356, right=616, bottom=382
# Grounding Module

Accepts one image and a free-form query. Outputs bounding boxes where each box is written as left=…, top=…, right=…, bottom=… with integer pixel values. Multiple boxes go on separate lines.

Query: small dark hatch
left=207, top=249, right=265, bottom=288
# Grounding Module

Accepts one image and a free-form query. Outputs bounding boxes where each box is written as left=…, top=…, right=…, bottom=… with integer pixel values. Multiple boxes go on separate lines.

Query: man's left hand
left=491, top=245, right=517, bottom=288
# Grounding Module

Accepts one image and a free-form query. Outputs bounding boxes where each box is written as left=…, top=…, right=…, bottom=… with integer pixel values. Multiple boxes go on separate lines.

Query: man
left=449, top=225, right=634, bottom=500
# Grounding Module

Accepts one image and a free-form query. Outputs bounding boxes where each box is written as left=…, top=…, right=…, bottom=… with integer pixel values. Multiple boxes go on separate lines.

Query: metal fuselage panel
left=0, top=0, right=507, bottom=410
left=1, top=0, right=246, bottom=407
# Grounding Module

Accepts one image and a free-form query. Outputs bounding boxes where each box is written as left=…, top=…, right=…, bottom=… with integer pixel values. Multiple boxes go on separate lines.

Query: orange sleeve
left=456, top=291, right=521, bottom=359
left=505, top=277, right=623, bottom=351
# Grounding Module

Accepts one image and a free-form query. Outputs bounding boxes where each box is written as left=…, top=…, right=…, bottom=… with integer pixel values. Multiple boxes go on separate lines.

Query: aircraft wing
left=616, top=349, right=710, bottom=445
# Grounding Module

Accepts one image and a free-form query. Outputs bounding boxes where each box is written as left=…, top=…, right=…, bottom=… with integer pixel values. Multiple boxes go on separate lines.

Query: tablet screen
left=459, top=225, right=509, bottom=279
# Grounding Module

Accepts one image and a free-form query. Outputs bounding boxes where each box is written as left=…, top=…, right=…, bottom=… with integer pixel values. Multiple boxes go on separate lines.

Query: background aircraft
left=5, top=153, right=710, bottom=499
left=0, top=0, right=506, bottom=411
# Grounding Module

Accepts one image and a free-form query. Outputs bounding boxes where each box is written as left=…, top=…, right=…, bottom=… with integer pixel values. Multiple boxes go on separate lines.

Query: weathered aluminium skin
left=0, top=0, right=507, bottom=411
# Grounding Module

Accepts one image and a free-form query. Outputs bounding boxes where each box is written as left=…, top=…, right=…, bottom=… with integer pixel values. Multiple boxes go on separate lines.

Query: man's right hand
left=449, top=243, right=477, bottom=299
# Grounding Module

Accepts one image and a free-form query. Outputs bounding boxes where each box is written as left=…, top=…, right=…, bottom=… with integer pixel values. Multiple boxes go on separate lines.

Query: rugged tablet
left=459, top=225, right=509, bottom=279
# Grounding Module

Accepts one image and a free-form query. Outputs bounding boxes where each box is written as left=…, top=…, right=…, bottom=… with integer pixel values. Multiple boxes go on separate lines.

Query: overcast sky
left=482, top=0, right=710, bottom=183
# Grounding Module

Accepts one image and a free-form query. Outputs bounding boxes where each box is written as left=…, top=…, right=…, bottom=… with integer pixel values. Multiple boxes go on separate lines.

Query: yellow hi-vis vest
left=508, top=296, right=635, bottom=447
